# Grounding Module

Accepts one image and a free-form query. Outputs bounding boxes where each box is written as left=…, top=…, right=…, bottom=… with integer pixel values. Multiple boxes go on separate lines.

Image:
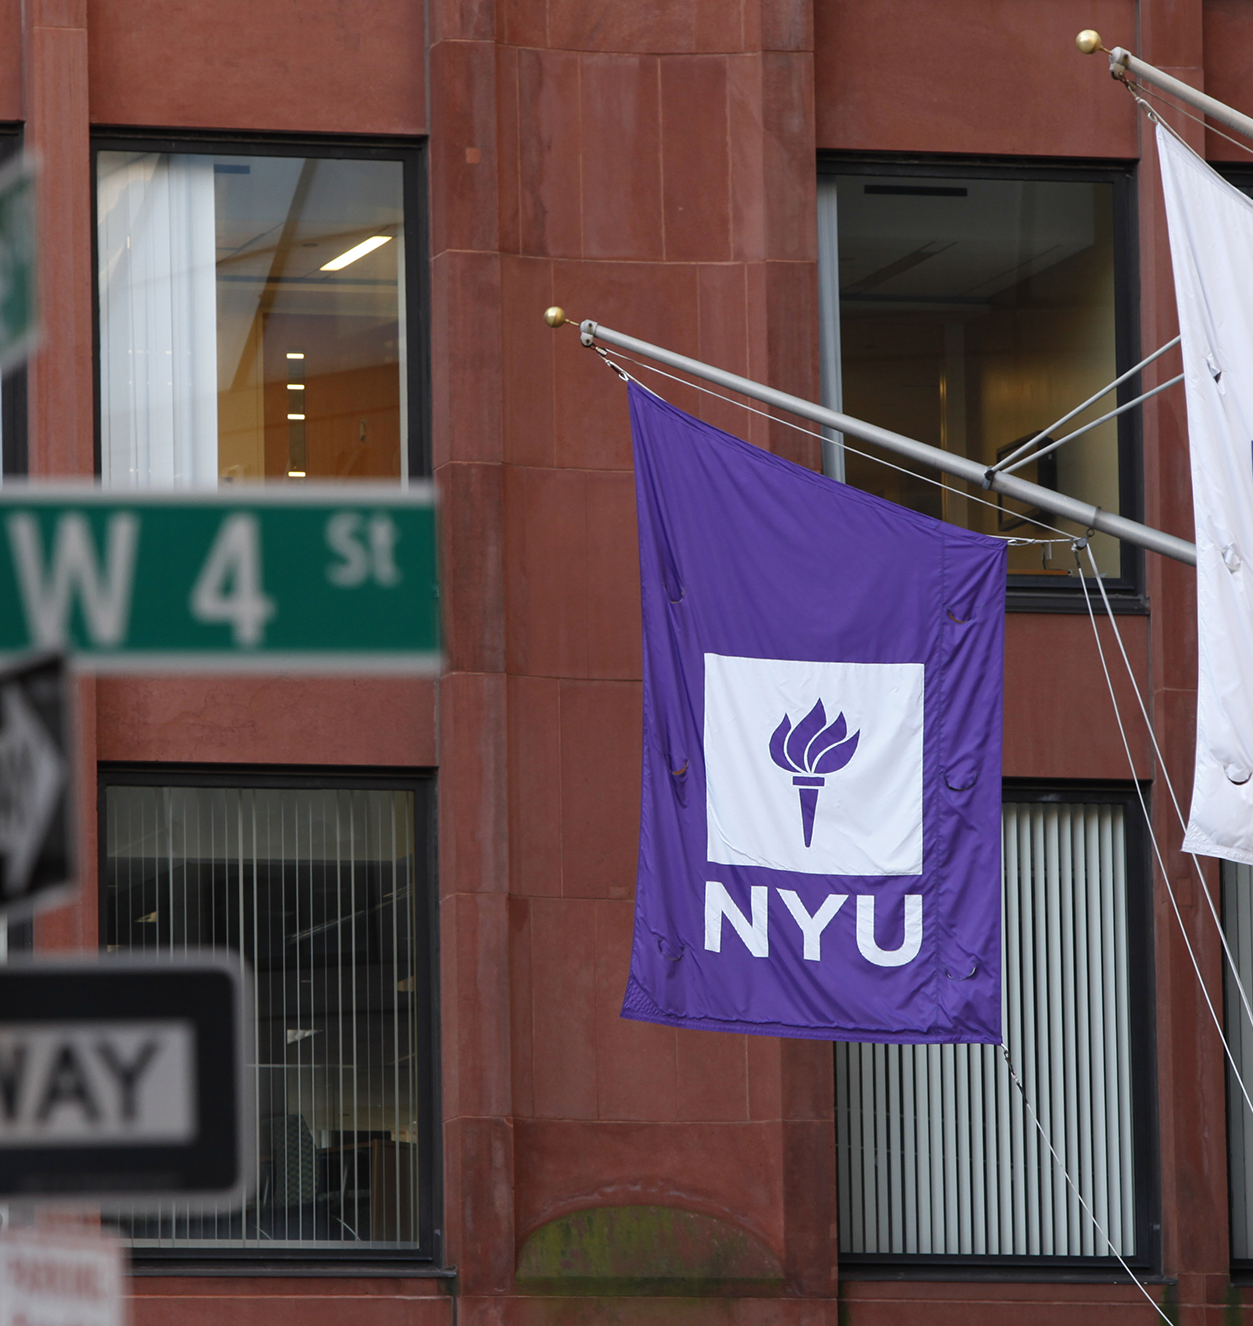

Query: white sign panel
left=0, top=1231, right=124, bottom=1326
left=704, top=653, right=925, bottom=876
left=0, top=1022, right=195, bottom=1146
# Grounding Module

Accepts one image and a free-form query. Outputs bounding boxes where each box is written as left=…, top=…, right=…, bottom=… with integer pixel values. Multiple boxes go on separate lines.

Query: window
left=100, top=769, right=436, bottom=1261
left=94, top=139, right=426, bottom=487
left=1224, top=861, right=1253, bottom=1265
left=817, top=163, right=1138, bottom=595
left=835, top=789, right=1156, bottom=1269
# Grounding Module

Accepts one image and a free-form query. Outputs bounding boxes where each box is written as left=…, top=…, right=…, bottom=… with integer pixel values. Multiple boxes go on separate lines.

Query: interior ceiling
left=831, top=175, right=1097, bottom=308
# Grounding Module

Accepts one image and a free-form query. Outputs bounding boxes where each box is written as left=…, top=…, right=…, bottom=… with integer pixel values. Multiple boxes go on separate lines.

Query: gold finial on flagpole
left=544, top=307, right=568, bottom=327
left=1076, top=29, right=1104, bottom=54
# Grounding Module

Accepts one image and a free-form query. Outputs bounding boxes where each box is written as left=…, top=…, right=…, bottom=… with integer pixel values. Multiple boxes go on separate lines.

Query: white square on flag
left=703, top=653, right=924, bottom=876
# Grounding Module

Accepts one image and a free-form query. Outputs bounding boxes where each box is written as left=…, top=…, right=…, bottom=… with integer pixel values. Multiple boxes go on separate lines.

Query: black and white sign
left=0, top=957, right=250, bottom=1201
left=0, top=653, right=71, bottom=915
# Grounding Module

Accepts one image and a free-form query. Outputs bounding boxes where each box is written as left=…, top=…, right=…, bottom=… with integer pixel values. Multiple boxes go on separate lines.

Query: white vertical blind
left=97, top=152, right=220, bottom=488
left=1225, top=862, right=1253, bottom=1260
left=815, top=176, right=846, bottom=484
left=836, top=802, right=1135, bottom=1258
left=104, top=784, right=422, bottom=1249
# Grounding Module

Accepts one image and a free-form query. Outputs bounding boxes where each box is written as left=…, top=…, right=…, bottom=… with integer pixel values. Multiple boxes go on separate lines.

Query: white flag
left=1159, top=124, right=1253, bottom=864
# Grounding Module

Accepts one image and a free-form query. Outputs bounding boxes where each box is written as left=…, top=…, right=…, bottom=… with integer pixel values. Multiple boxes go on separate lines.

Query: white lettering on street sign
left=0, top=1021, right=195, bottom=1145
left=0, top=1231, right=124, bottom=1326
left=0, top=682, right=64, bottom=899
left=6, top=513, right=139, bottom=650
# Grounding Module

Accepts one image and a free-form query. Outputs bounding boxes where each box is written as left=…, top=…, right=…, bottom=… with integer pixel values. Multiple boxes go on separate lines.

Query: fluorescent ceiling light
left=321, top=235, right=391, bottom=271
left=287, top=383, right=305, bottom=390
left=287, top=413, right=305, bottom=421
left=288, top=470, right=306, bottom=478
left=286, top=352, right=304, bottom=359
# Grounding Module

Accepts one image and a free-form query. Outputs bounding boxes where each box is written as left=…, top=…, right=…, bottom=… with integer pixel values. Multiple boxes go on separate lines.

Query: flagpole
left=1076, top=30, right=1253, bottom=144
left=545, top=311, right=1197, bottom=568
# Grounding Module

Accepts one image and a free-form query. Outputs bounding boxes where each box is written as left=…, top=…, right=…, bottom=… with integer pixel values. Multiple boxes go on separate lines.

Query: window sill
left=837, top=1263, right=1166, bottom=1285
left=127, top=1256, right=455, bottom=1278
left=1006, top=589, right=1149, bottom=615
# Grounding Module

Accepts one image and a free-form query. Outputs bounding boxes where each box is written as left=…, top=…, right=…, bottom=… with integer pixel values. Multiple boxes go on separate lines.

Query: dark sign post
left=0, top=653, right=71, bottom=917
left=0, top=957, right=250, bottom=1201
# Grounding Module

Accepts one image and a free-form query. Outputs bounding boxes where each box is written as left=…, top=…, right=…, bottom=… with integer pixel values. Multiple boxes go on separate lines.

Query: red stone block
left=584, top=470, right=642, bottom=681
left=96, top=678, right=438, bottom=767
left=661, top=56, right=731, bottom=263
left=696, top=263, right=754, bottom=434
left=727, top=54, right=768, bottom=264
left=549, top=0, right=695, bottom=54
left=503, top=465, right=590, bottom=678
left=87, top=0, right=426, bottom=135
left=428, top=0, right=493, bottom=44
left=814, top=0, right=1138, bottom=159
left=131, top=1293, right=451, bottom=1326
left=429, top=251, right=504, bottom=468
left=507, top=674, right=564, bottom=897
left=496, top=44, right=523, bottom=252
left=559, top=680, right=642, bottom=897
left=757, top=0, right=812, bottom=52
left=778, top=1038, right=834, bottom=1123
left=501, top=256, right=558, bottom=466
left=509, top=896, right=536, bottom=1117
left=443, top=1115, right=517, bottom=1294
left=580, top=55, right=664, bottom=262
left=693, top=0, right=745, bottom=53
left=442, top=891, right=513, bottom=1120
left=26, top=15, right=92, bottom=479
left=496, top=0, right=546, bottom=48
left=594, top=898, right=678, bottom=1121
left=552, top=259, right=702, bottom=469
left=438, top=671, right=510, bottom=896
left=1002, top=614, right=1152, bottom=779
left=1204, top=1, right=1253, bottom=160
left=760, top=53, right=816, bottom=263
left=429, top=39, right=500, bottom=257
left=781, top=1118, right=836, bottom=1295
left=675, top=1027, right=750, bottom=1122
left=747, top=1036, right=784, bottom=1121
left=0, top=0, right=20, bottom=119
left=529, top=897, right=600, bottom=1119
left=513, top=1118, right=786, bottom=1253
left=438, top=460, right=507, bottom=673
left=517, top=47, right=584, bottom=259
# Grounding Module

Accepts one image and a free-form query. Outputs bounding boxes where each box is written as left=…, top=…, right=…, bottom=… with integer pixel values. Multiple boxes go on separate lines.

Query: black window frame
left=0, top=125, right=28, bottom=479
left=89, top=130, right=431, bottom=483
left=817, top=154, right=1144, bottom=614
left=835, top=780, right=1160, bottom=1282
left=97, top=762, right=443, bottom=1277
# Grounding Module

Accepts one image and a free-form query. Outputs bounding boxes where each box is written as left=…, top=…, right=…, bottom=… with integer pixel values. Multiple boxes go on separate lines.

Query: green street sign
left=0, top=155, right=36, bottom=372
left=0, top=486, right=439, bottom=672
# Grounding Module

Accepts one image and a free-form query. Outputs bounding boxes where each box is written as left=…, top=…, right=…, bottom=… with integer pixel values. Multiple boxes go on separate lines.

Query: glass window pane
left=103, top=783, right=423, bottom=1250
left=819, top=174, right=1122, bottom=578
left=97, top=152, right=407, bottom=486
left=835, top=801, right=1137, bottom=1260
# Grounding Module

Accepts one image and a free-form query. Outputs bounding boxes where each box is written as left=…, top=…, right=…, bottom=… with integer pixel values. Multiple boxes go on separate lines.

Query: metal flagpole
left=1076, top=29, right=1253, bottom=143
left=544, top=311, right=1198, bottom=568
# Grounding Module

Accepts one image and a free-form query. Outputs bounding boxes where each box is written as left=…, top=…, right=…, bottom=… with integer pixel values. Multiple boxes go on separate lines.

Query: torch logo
left=769, top=700, right=860, bottom=847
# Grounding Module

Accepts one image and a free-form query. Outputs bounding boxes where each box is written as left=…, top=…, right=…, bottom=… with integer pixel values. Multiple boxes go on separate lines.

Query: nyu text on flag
left=622, top=384, right=1006, bottom=1043
left=1157, top=124, right=1253, bottom=865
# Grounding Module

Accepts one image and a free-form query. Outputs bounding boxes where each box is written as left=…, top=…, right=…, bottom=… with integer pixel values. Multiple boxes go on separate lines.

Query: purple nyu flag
left=622, top=385, right=1005, bottom=1043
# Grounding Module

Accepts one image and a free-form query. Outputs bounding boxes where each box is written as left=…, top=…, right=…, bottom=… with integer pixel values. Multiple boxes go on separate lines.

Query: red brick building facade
left=0, top=0, right=1247, bottom=1321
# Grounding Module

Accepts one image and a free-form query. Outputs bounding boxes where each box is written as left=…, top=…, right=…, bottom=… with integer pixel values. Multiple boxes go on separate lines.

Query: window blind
left=104, top=783, right=423, bottom=1249
left=836, top=801, right=1136, bottom=1258
left=1225, top=861, right=1253, bottom=1262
